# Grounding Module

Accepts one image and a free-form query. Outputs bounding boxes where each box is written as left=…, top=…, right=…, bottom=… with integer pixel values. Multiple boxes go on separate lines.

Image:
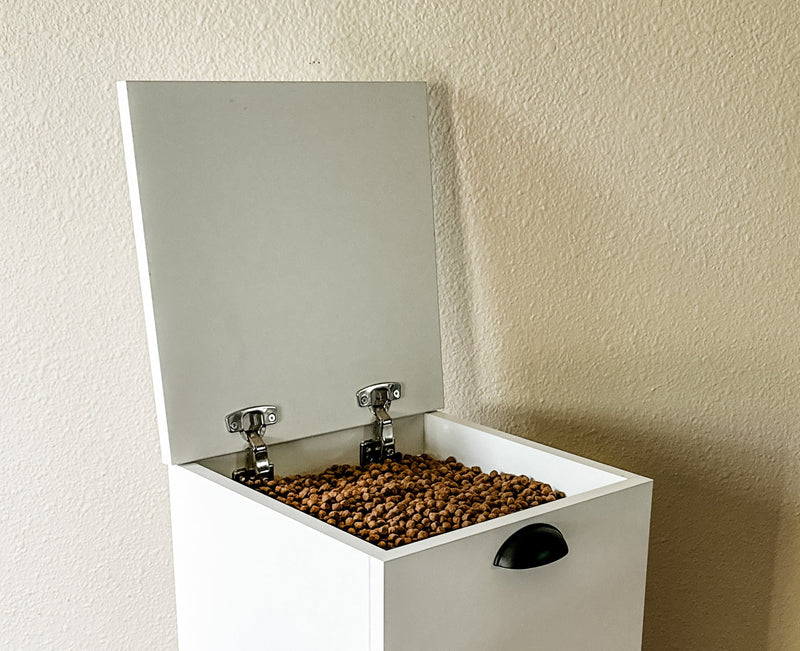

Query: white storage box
left=118, top=81, right=652, bottom=651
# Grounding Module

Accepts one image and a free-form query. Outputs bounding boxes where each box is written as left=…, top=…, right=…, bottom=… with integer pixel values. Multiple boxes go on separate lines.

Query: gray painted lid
left=118, top=81, right=443, bottom=465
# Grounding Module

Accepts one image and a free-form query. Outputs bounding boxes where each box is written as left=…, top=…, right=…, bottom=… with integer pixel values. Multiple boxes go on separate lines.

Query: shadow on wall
left=428, top=87, right=789, bottom=650
left=515, top=411, right=781, bottom=651
left=426, top=81, right=482, bottom=404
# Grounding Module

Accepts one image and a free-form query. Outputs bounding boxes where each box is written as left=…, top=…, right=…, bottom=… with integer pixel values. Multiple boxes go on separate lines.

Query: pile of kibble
left=238, top=453, right=565, bottom=549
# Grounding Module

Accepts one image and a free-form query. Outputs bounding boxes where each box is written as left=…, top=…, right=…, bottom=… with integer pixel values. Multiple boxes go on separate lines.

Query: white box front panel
left=169, top=465, right=373, bottom=651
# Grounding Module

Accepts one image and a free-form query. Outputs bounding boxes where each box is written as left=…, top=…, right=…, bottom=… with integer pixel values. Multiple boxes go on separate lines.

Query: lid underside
left=119, top=81, right=444, bottom=465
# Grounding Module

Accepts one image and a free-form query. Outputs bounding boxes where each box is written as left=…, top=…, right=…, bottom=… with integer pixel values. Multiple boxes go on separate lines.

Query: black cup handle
left=493, top=523, right=569, bottom=569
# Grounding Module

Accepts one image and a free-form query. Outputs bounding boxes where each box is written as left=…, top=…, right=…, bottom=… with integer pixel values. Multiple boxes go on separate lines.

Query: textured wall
left=2, top=1, right=798, bottom=649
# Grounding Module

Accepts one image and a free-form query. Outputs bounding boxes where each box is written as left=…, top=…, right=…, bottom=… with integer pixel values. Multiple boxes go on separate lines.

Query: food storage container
left=118, top=80, right=651, bottom=651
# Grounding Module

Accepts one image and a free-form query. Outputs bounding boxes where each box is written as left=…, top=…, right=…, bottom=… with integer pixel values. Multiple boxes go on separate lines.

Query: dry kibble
left=239, top=453, right=565, bottom=550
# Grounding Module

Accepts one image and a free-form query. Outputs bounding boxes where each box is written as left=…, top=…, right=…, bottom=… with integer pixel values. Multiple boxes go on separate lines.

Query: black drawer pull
left=493, top=523, right=569, bottom=569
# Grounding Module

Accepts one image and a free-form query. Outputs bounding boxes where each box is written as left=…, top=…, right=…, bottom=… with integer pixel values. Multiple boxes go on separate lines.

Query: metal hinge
left=226, top=405, right=278, bottom=481
left=357, top=382, right=402, bottom=465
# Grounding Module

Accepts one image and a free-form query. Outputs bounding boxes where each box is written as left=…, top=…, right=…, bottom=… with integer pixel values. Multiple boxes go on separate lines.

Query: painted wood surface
left=169, top=464, right=372, bottom=650
left=382, top=482, right=652, bottom=650
left=423, top=412, right=629, bottom=495
left=174, top=413, right=651, bottom=649
left=118, top=81, right=444, bottom=465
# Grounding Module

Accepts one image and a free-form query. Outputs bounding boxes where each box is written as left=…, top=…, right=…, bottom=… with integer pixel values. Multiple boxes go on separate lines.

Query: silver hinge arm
left=372, top=405, right=394, bottom=450
left=357, top=382, right=401, bottom=465
left=226, top=405, right=278, bottom=480
left=243, top=429, right=272, bottom=477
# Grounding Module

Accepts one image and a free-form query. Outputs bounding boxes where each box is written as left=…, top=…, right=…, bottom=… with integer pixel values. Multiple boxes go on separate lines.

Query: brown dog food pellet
left=237, top=453, right=565, bottom=550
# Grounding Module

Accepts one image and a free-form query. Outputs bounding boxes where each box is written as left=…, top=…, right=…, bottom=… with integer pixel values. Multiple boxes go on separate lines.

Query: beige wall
left=2, top=1, right=798, bottom=648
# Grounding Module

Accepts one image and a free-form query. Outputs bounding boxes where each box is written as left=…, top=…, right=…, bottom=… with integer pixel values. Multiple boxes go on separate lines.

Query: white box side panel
left=383, top=482, right=652, bottom=651
left=425, top=411, right=628, bottom=495
left=168, top=465, right=372, bottom=651
left=200, top=415, right=425, bottom=480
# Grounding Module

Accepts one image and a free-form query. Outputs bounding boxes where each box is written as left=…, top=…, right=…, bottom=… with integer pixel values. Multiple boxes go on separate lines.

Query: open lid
left=118, top=81, right=444, bottom=465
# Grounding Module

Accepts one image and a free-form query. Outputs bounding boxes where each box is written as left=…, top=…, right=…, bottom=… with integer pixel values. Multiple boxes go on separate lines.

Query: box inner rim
left=190, top=412, right=643, bottom=559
